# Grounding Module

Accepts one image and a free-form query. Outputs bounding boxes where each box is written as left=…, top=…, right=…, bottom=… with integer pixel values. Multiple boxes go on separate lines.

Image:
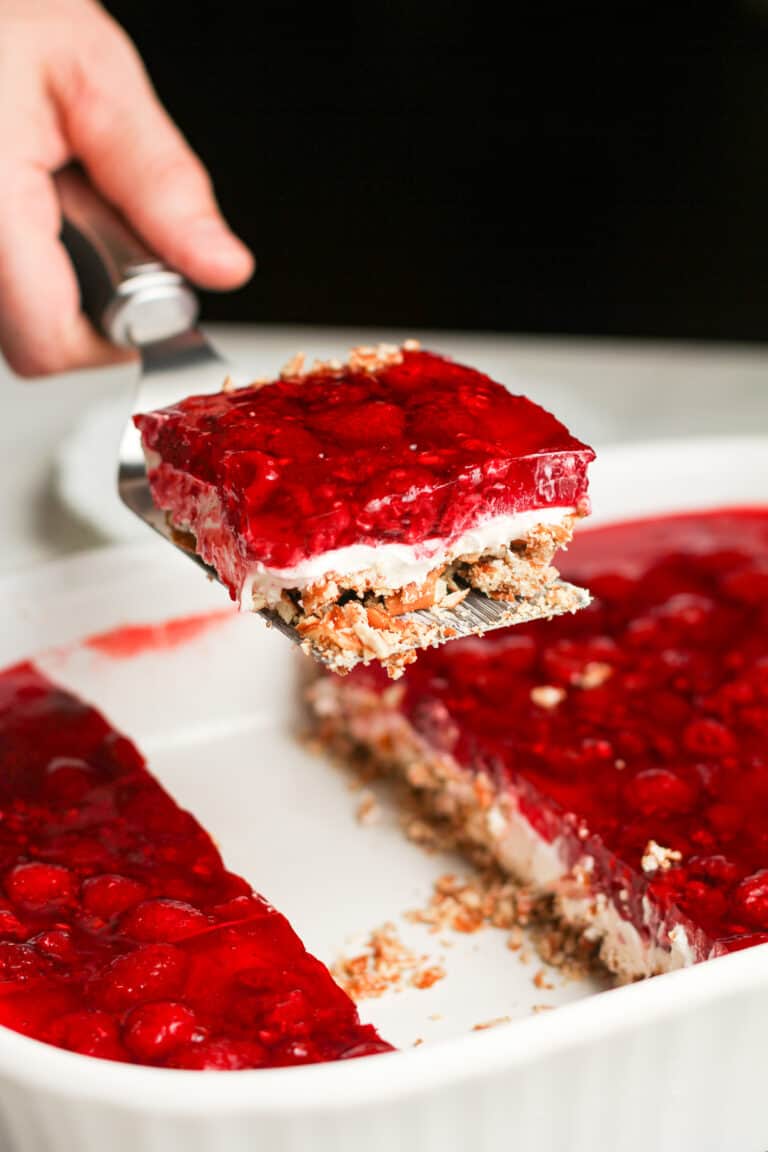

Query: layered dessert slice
left=0, top=662, right=390, bottom=1068
left=134, top=343, right=594, bottom=677
left=310, top=508, right=768, bottom=980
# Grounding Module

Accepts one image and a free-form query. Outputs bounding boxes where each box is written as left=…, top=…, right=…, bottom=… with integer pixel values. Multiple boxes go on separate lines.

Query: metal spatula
left=56, top=165, right=588, bottom=669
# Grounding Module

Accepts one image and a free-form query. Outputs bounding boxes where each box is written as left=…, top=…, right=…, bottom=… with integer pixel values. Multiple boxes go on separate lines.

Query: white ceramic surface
left=0, top=438, right=766, bottom=1152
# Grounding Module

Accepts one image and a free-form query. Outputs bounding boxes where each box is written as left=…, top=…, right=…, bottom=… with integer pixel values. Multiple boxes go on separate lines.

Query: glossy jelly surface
left=135, top=349, right=593, bottom=569
left=0, top=664, right=390, bottom=1068
left=355, top=509, right=768, bottom=954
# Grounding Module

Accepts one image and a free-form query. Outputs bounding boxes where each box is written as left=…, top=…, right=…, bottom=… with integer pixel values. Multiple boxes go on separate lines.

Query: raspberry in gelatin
left=0, top=662, right=391, bottom=1068
left=342, top=508, right=768, bottom=963
left=135, top=346, right=594, bottom=572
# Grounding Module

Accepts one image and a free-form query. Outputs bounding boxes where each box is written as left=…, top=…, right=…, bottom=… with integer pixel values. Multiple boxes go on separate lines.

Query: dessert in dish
left=0, top=663, right=390, bottom=1068
left=311, top=508, right=768, bottom=980
left=134, top=343, right=595, bottom=677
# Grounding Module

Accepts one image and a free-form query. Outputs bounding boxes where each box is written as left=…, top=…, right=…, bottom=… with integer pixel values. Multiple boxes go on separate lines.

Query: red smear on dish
left=83, top=609, right=235, bottom=659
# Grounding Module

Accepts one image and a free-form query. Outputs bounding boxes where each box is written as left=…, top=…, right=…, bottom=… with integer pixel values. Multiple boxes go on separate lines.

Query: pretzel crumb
left=355, top=790, right=380, bottom=826
left=347, top=343, right=404, bottom=374
left=507, top=926, right=524, bottom=951
left=406, top=871, right=533, bottom=937
left=574, top=661, right=613, bottom=689
left=312, top=357, right=343, bottom=373
left=641, top=839, right=682, bottom=874
left=472, top=1016, right=511, bottom=1031
left=280, top=352, right=306, bottom=379
left=530, top=685, right=566, bottom=709
left=411, top=964, right=446, bottom=990
left=331, top=923, right=444, bottom=1001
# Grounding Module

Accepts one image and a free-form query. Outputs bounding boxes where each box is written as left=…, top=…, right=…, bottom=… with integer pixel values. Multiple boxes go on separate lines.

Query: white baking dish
left=0, top=437, right=766, bottom=1152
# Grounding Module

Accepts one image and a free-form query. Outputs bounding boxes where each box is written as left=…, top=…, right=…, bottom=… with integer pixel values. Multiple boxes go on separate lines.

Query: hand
left=0, top=0, right=254, bottom=377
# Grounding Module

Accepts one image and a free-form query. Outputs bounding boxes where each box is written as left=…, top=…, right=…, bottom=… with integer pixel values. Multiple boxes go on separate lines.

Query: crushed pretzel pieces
left=347, top=343, right=404, bottom=374
left=411, top=964, right=446, bottom=990
left=530, top=685, right=566, bottom=709
left=331, top=923, right=445, bottom=1001
left=573, top=661, right=613, bottom=689
left=403, top=867, right=599, bottom=983
left=355, top=790, right=380, bottom=826
left=281, top=341, right=414, bottom=383
left=507, top=925, right=524, bottom=951
left=472, top=1016, right=512, bottom=1031
left=533, top=968, right=555, bottom=991
left=280, top=351, right=306, bottom=379
left=641, top=839, right=683, bottom=874
left=406, top=871, right=522, bottom=936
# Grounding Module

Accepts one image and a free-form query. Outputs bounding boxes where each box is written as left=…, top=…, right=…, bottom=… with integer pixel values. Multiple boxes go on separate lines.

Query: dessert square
left=0, top=663, right=390, bottom=1068
left=310, top=509, right=768, bottom=981
left=134, top=343, right=595, bottom=677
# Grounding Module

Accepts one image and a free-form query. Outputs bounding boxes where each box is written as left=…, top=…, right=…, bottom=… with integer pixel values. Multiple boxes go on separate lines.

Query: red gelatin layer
left=0, top=664, right=390, bottom=1068
left=347, top=508, right=768, bottom=961
left=135, top=349, right=593, bottom=571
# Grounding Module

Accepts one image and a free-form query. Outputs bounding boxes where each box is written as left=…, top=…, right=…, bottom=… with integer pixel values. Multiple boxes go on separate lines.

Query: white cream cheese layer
left=311, top=679, right=700, bottom=982
left=242, top=506, right=574, bottom=607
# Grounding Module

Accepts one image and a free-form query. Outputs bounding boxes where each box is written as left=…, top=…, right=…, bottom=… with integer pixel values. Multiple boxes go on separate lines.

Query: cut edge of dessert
left=275, top=505, right=590, bottom=680
left=135, top=341, right=595, bottom=678
left=167, top=504, right=592, bottom=680
left=307, top=508, right=768, bottom=984
left=308, top=674, right=695, bottom=984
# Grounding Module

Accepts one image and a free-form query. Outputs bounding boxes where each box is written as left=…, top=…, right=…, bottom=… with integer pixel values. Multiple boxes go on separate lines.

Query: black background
left=105, top=1, right=768, bottom=342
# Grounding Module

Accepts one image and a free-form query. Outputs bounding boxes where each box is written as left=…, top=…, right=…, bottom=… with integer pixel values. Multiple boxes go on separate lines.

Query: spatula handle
left=55, top=165, right=199, bottom=347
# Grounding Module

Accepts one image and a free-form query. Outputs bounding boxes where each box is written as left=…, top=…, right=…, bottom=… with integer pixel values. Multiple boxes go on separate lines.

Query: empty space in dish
left=34, top=601, right=602, bottom=1050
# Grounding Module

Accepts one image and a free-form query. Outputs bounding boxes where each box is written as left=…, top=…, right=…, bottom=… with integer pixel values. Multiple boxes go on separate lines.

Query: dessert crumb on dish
left=355, top=789, right=381, bottom=825
left=331, top=923, right=445, bottom=1000
left=405, top=869, right=598, bottom=983
left=472, top=1016, right=512, bottom=1032
left=411, top=964, right=447, bottom=990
